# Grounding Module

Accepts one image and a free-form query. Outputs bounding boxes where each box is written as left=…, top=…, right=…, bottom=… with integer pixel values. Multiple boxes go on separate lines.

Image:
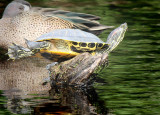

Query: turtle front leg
left=46, top=62, right=58, bottom=73
left=8, top=43, right=33, bottom=60
left=42, top=62, right=58, bottom=85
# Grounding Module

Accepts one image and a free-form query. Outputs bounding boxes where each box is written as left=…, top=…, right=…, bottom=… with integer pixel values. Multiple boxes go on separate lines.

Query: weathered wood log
left=50, top=52, right=108, bottom=86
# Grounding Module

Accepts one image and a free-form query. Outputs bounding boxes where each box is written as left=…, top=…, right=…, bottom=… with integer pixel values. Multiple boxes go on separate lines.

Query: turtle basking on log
left=7, top=23, right=127, bottom=86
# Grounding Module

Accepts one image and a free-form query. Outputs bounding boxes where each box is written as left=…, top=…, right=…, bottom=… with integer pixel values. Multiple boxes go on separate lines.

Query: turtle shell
left=35, top=29, right=104, bottom=43
left=32, top=29, right=109, bottom=62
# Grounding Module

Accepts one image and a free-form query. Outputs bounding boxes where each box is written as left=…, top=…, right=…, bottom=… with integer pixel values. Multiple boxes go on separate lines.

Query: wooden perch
left=49, top=52, right=108, bottom=86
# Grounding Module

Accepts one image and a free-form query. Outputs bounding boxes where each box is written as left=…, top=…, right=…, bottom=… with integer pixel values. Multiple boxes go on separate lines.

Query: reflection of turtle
left=8, top=23, right=127, bottom=62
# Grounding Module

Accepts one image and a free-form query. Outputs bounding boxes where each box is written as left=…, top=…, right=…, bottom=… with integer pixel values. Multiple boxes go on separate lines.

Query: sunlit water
left=0, top=0, right=160, bottom=114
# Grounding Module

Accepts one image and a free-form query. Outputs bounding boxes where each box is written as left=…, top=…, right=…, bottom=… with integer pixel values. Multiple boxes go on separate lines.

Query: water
left=96, top=0, right=160, bottom=114
left=0, top=0, right=160, bottom=114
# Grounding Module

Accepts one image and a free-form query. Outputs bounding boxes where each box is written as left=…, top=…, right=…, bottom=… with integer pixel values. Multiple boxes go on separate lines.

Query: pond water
left=0, top=0, right=160, bottom=114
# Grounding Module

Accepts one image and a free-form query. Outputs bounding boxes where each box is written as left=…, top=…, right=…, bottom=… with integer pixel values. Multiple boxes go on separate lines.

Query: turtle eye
left=19, top=6, right=24, bottom=10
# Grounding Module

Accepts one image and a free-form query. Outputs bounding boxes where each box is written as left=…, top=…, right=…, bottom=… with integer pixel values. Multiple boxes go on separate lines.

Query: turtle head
left=106, top=23, right=128, bottom=52
left=2, top=0, right=31, bottom=18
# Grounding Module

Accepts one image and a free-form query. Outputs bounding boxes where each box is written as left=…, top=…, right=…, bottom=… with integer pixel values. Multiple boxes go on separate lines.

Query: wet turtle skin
left=31, top=39, right=109, bottom=62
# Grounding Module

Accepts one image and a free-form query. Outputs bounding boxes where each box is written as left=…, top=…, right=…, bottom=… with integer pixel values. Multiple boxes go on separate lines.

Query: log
left=49, top=52, right=109, bottom=86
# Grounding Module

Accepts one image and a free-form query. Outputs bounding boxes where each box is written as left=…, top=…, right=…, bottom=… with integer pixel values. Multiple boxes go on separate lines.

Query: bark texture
left=50, top=52, right=108, bottom=86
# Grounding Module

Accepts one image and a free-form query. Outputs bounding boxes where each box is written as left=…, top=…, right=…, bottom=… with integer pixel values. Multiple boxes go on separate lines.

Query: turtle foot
left=42, top=76, right=51, bottom=85
left=8, top=43, right=33, bottom=60
left=42, top=62, right=58, bottom=85
left=46, top=62, right=58, bottom=72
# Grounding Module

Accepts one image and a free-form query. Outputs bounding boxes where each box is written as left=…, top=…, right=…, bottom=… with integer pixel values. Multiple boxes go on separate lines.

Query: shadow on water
left=1, top=0, right=160, bottom=114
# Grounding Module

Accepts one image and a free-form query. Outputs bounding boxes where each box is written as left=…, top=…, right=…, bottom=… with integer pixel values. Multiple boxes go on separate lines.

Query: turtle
left=8, top=23, right=127, bottom=63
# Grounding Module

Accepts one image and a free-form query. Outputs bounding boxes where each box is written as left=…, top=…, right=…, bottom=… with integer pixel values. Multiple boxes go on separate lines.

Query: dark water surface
left=0, top=0, right=160, bottom=114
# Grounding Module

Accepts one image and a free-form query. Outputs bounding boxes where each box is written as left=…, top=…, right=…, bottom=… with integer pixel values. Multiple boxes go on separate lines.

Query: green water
left=0, top=0, right=160, bottom=114
left=97, top=0, right=160, bottom=114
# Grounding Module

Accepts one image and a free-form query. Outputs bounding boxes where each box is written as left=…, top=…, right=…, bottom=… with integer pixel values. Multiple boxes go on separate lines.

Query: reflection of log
left=50, top=52, right=108, bottom=86
left=3, top=86, right=108, bottom=114
left=33, top=86, right=108, bottom=115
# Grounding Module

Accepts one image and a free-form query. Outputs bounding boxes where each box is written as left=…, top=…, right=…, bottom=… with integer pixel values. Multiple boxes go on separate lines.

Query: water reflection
left=0, top=57, right=50, bottom=114
left=33, top=86, right=108, bottom=114
left=0, top=57, right=108, bottom=114
left=1, top=84, right=108, bottom=114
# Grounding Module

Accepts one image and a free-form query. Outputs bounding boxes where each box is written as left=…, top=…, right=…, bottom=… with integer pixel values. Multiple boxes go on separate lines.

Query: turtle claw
left=42, top=76, right=51, bottom=85
left=8, top=43, right=20, bottom=60
left=8, top=43, right=33, bottom=60
left=46, top=62, right=58, bottom=72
